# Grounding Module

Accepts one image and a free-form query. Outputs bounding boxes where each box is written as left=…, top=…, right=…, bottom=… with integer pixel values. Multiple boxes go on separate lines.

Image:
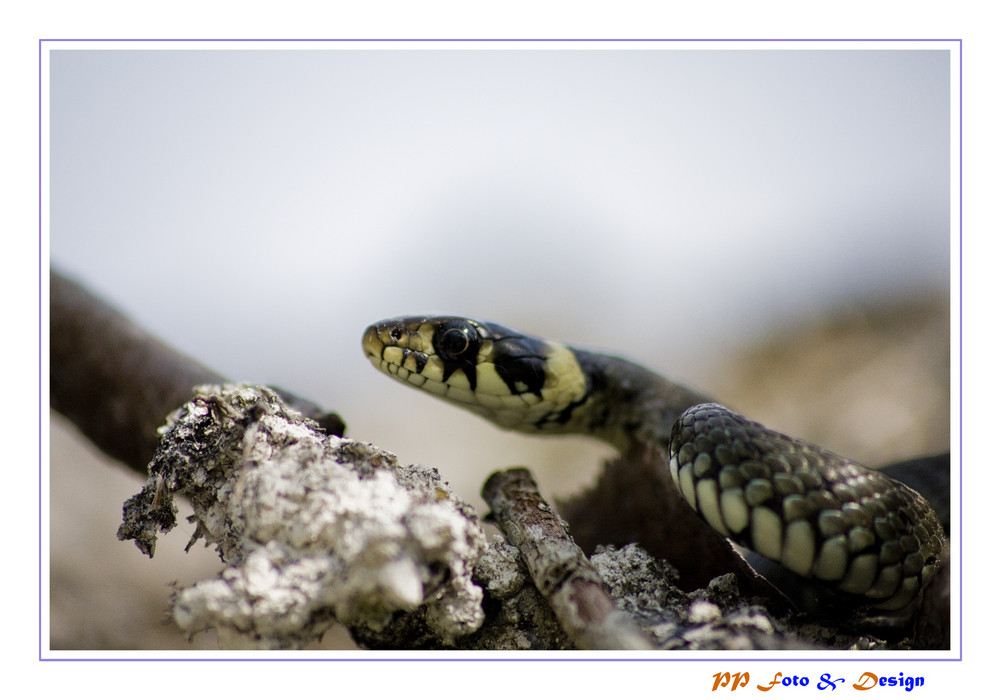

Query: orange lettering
left=853, top=672, right=878, bottom=691
left=711, top=671, right=750, bottom=691
left=757, top=672, right=783, bottom=691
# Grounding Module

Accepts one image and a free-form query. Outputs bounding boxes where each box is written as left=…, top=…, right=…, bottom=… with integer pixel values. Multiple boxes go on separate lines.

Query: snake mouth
left=362, top=318, right=458, bottom=400
left=361, top=324, right=384, bottom=362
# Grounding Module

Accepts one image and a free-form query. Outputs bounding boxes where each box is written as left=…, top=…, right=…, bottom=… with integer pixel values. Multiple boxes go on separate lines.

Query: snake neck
left=363, top=315, right=948, bottom=613
left=571, top=348, right=715, bottom=453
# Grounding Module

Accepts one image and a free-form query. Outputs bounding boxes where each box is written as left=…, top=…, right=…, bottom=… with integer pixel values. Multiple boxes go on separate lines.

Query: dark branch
left=49, top=269, right=343, bottom=475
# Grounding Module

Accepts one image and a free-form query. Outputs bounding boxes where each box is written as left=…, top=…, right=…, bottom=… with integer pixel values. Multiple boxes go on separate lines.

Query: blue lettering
left=817, top=674, right=844, bottom=691
left=853, top=671, right=925, bottom=692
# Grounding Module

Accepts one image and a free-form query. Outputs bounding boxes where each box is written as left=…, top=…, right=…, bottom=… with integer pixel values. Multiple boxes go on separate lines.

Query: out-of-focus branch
left=50, top=271, right=225, bottom=473
left=49, top=269, right=343, bottom=475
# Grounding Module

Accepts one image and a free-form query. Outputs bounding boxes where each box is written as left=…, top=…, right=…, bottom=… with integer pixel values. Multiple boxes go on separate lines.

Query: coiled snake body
left=362, top=315, right=946, bottom=611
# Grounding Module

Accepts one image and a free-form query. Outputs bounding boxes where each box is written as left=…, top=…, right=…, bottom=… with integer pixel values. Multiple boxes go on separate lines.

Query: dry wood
left=482, top=467, right=654, bottom=650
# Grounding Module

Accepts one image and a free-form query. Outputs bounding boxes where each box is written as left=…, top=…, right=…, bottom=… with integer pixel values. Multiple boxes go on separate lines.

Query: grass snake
left=362, top=315, right=947, bottom=611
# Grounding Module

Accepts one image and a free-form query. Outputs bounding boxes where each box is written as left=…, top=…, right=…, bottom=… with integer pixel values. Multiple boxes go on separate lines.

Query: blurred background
left=47, top=45, right=952, bottom=650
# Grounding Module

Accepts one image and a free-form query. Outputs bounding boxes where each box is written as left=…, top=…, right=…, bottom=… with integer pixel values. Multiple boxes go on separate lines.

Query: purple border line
left=38, top=37, right=962, bottom=664
left=38, top=37, right=961, bottom=40
left=957, top=36, right=963, bottom=662
left=38, top=35, right=44, bottom=667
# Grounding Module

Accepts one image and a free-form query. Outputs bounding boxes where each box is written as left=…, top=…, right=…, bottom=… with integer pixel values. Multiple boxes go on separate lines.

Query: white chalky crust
left=135, top=385, right=486, bottom=649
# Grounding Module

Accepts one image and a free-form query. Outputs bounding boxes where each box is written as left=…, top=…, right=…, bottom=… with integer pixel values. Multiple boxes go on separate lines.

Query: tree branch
left=118, top=384, right=486, bottom=649
left=482, top=468, right=654, bottom=650
left=50, top=269, right=344, bottom=475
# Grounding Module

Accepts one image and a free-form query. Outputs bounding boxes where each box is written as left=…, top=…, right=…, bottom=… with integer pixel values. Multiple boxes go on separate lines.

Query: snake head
left=362, top=315, right=589, bottom=432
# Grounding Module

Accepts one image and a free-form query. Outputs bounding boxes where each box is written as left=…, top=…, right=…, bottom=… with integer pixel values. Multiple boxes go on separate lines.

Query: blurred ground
left=47, top=292, right=950, bottom=651
left=720, top=293, right=950, bottom=467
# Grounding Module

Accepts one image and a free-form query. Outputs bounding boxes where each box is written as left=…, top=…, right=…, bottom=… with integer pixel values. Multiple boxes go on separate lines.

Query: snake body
left=362, top=315, right=946, bottom=611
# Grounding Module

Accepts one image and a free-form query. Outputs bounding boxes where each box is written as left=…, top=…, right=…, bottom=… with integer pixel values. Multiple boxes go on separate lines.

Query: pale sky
left=49, top=45, right=952, bottom=497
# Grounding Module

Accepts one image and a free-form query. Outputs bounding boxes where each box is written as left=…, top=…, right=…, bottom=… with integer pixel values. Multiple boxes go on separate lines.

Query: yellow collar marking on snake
left=363, top=315, right=946, bottom=611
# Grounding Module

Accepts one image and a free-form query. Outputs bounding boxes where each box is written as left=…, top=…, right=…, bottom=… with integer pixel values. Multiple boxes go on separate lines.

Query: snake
left=361, top=315, right=947, bottom=611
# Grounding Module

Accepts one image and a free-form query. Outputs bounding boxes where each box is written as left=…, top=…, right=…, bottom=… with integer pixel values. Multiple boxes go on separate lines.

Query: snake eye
left=433, top=321, right=480, bottom=361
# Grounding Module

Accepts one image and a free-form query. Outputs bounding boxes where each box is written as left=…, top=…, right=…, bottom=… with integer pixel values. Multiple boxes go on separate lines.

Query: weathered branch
left=51, top=271, right=947, bottom=651
left=482, top=468, right=654, bottom=650
left=118, top=384, right=486, bottom=649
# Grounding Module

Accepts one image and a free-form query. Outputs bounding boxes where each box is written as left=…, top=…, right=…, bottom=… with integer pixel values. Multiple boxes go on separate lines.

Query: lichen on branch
left=118, top=384, right=486, bottom=649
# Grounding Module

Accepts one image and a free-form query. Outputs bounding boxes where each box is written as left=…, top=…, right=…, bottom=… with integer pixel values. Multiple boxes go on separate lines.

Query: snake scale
left=362, top=315, right=947, bottom=611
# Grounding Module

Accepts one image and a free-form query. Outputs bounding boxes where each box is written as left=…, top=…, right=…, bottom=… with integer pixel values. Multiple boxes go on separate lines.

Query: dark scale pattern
left=667, top=404, right=946, bottom=610
left=489, top=336, right=549, bottom=398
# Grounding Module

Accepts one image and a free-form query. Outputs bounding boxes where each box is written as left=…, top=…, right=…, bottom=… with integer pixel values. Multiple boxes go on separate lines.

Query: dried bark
left=482, top=468, right=654, bottom=650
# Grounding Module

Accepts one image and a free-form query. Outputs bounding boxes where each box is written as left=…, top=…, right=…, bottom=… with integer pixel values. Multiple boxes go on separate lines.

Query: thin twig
left=482, top=467, right=654, bottom=650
